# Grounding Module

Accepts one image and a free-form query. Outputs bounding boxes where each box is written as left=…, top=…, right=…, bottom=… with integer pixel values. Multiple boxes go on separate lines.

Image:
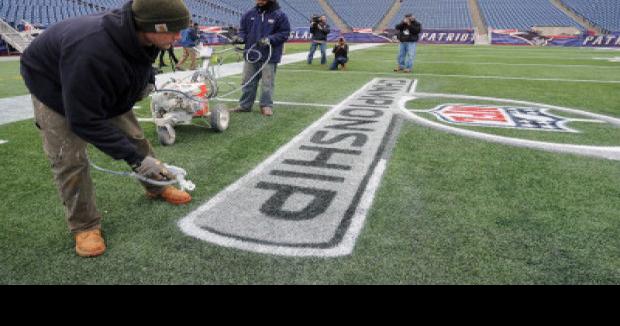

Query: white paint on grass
left=215, top=98, right=333, bottom=108
left=593, top=57, right=620, bottom=62
left=0, top=95, right=33, bottom=125
left=0, top=140, right=7, bottom=145
left=409, top=79, right=419, bottom=95
left=179, top=78, right=411, bottom=257
left=380, top=60, right=620, bottom=69
left=154, top=43, right=382, bottom=88
left=280, top=68, right=620, bottom=84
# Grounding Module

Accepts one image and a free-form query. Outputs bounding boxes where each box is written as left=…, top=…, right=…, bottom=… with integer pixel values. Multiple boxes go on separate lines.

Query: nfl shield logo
left=432, top=104, right=577, bottom=132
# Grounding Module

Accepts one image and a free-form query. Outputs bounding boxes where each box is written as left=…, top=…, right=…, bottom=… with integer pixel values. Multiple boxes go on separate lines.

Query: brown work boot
left=393, top=66, right=402, bottom=72
left=403, top=69, right=412, bottom=73
left=147, top=186, right=192, bottom=205
left=260, top=106, right=273, bottom=116
left=75, top=228, right=106, bottom=257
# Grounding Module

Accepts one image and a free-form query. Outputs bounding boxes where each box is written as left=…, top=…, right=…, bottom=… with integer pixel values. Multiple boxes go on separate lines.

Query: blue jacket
left=20, top=1, right=157, bottom=165
left=239, top=1, right=290, bottom=63
left=178, top=27, right=199, bottom=48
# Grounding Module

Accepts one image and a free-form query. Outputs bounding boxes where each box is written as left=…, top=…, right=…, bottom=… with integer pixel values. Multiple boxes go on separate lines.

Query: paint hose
left=89, top=161, right=196, bottom=192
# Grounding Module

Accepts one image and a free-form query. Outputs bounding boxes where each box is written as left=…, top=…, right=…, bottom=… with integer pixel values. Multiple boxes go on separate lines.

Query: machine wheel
left=157, top=124, right=176, bottom=145
left=190, top=71, right=204, bottom=83
left=210, top=105, right=230, bottom=132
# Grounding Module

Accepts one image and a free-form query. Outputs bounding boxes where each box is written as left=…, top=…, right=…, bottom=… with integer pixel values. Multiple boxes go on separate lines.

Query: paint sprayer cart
left=150, top=45, right=230, bottom=145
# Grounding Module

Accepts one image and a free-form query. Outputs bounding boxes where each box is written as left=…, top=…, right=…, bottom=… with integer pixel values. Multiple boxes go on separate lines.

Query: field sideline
left=0, top=43, right=619, bottom=284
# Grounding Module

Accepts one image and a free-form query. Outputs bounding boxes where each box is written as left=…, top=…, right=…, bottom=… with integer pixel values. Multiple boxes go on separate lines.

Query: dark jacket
left=332, top=44, right=348, bottom=59
left=395, top=19, right=421, bottom=42
left=310, top=22, right=330, bottom=41
left=238, top=1, right=290, bottom=63
left=20, top=1, right=157, bottom=165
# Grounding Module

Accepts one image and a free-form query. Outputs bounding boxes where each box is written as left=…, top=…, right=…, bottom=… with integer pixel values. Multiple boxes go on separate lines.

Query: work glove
left=258, top=37, right=270, bottom=47
left=132, top=156, right=174, bottom=180
left=231, top=35, right=244, bottom=44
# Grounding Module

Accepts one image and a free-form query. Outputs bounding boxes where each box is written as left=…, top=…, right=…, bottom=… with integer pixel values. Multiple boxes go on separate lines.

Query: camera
left=311, top=15, right=320, bottom=24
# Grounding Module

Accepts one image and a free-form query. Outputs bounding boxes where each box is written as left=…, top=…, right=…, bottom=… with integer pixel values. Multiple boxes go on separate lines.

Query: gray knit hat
left=132, top=0, right=191, bottom=33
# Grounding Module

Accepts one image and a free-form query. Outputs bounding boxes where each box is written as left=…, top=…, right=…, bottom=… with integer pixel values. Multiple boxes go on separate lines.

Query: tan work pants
left=32, top=96, right=161, bottom=233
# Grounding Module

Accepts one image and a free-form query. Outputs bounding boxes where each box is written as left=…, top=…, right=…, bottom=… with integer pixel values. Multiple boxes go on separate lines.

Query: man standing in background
left=394, top=13, right=421, bottom=73
left=232, top=0, right=290, bottom=116
left=307, top=15, right=330, bottom=65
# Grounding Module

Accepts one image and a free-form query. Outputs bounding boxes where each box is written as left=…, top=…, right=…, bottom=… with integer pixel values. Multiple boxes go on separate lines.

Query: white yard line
left=136, top=98, right=333, bottom=122
left=430, top=54, right=619, bottom=60
left=215, top=98, right=333, bottom=108
left=0, top=95, right=33, bottom=126
left=280, top=68, right=620, bottom=84
left=0, top=139, right=7, bottom=145
left=154, top=43, right=381, bottom=88
left=378, top=59, right=620, bottom=69
left=0, top=56, right=20, bottom=62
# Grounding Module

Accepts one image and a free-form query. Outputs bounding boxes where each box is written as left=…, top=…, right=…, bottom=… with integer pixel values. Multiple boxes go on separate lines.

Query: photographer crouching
left=307, top=15, right=330, bottom=65
left=329, top=37, right=348, bottom=70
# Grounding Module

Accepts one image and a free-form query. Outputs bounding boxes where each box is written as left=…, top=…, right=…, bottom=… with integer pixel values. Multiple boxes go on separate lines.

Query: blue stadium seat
left=561, top=0, right=620, bottom=32
left=389, top=0, right=473, bottom=30
left=478, top=0, right=581, bottom=30
left=326, top=0, right=392, bottom=29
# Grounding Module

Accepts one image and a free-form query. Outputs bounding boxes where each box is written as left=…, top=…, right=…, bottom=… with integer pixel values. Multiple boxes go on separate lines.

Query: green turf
left=0, top=58, right=27, bottom=98
left=1, top=43, right=619, bottom=284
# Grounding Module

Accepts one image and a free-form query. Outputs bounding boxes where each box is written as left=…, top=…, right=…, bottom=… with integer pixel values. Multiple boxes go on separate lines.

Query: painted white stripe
left=427, top=54, right=619, bottom=61
left=398, top=93, right=620, bottom=161
left=566, top=118, right=607, bottom=124
left=0, top=95, right=33, bottom=125
left=137, top=99, right=332, bottom=124
left=379, top=60, right=620, bottom=69
left=409, top=79, right=419, bottom=95
left=593, top=57, right=620, bottom=62
left=418, top=48, right=619, bottom=55
left=155, top=43, right=381, bottom=88
left=339, top=158, right=388, bottom=255
left=0, top=140, right=7, bottom=145
left=215, top=98, right=333, bottom=108
left=280, top=69, right=620, bottom=84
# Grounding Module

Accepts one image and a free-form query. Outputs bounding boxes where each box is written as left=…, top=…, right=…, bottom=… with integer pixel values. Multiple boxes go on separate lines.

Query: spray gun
left=89, top=161, right=196, bottom=192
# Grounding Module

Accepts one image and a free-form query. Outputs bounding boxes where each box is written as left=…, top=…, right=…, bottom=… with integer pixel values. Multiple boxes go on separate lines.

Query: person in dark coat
left=329, top=37, right=348, bottom=70
left=232, top=0, right=290, bottom=116
left=20, top=0, right=193, bottom=257
left=394, top=13, right=421, bottom=73
left=307, top=15, right=330, bottom=65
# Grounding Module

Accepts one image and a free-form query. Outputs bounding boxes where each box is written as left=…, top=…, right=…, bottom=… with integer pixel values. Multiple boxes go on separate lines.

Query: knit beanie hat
left=132, top=0, right=191, bottom=33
